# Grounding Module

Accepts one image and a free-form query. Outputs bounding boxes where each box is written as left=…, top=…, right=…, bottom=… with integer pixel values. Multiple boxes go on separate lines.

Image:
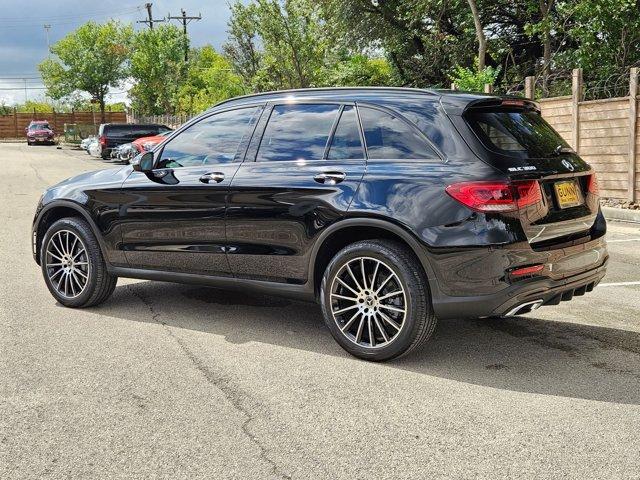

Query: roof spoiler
left=439, top=94, right=539, bottom=115
left=463, top=97, right=540, bottom=114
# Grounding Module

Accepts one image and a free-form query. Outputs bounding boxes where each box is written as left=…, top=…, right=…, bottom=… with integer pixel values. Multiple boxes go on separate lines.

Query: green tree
left=16, top=100, right=54, bottom=113
left=323, top=54, right=395, bottom=86
left=223, top=1, right=262, bottom=88
left=130, top=24, right=188, bottom=115
left=224, top=0, right=328, bottom=91
left=561, top=0, right=640, bottom=77
left=450, top=62, right=501, bottom=91
left=38, top=21, right=132, bottom=122
left=318, top=0, right=476, bottom=87
left=175, top=46, right=246, bottom=114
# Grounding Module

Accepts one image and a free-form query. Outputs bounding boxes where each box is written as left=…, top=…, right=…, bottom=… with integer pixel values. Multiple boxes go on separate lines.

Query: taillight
left=587, top=173, right=599, bottom=196
left=445, top=180, right=542, bottom=213
left=510, top=264, right=544, bottom=276
left=99, top=135, right=106, bottom=146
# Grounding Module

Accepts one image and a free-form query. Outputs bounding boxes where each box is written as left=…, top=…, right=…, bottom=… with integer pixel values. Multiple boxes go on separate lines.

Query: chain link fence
left=128, top=113, right=195, bottom=130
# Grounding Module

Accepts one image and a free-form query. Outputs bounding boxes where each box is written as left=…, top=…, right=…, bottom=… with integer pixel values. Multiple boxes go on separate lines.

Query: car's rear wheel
left=320, top=240, right=437, bottom=361
left=41, top=217, right=117, bottom=308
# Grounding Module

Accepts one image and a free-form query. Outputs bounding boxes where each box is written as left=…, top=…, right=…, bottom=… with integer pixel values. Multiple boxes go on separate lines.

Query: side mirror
left=132, top=151, right=154, bottom=172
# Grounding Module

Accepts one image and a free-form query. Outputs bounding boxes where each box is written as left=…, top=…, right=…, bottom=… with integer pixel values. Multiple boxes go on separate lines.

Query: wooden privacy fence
left=530, top=68, right=639, bottom=202
left=0, top=110, right=126, bottom=140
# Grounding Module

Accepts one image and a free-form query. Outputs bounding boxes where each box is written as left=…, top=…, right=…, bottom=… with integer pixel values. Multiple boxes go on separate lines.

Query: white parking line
left=598, top=281, right=640, bottom=287
left=607, top=238, right=640, bottom=243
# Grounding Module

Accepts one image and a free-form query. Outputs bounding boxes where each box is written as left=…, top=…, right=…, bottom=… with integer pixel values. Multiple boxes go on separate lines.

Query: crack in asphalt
left=125, top=284, right=291, bottom=480
left=28, top=162, right=49, bottom=188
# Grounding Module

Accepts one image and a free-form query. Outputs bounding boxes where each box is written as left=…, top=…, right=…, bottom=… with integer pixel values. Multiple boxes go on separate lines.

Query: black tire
left=320, top=239, right=437, bottom=361
left=40, top=217, right=117, bottom=308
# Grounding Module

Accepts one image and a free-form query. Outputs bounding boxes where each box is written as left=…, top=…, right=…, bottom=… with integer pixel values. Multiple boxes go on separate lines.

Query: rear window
left=465, top=109, right=570, bottom=159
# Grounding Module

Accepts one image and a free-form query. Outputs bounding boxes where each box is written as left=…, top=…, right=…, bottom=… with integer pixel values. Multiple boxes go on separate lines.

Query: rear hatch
left=460, top=99, right=602, bottom=248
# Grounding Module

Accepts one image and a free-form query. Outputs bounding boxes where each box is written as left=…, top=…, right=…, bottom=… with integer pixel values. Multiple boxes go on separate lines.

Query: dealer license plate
left=554, top=180, right=583, bottom=209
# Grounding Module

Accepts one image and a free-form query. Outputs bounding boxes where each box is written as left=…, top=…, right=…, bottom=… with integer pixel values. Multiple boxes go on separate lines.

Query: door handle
left=314, top=172, right=346, bottom=185
left=199, top=172, right=225, bottom=184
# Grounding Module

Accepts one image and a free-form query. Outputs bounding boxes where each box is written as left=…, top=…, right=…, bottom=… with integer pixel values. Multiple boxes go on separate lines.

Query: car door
left=226, top=103, right=367, bottom=284
left=118, top=106, right=262, bottom=276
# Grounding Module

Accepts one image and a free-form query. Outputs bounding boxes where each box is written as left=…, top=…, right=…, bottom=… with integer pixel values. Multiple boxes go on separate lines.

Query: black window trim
left=153, top=103, right=265, bottom=170
left=325, top=104, right=367, bottom=162
left=355, top=102, right=444, bottom=162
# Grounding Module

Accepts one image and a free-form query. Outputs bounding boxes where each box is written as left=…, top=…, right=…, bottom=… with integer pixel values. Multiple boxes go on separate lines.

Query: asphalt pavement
left=1, top=143, right=639, bottom=479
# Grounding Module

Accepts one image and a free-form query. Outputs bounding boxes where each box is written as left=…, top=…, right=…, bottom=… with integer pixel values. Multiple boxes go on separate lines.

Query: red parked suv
left=26, top=121, right=55, bottom=145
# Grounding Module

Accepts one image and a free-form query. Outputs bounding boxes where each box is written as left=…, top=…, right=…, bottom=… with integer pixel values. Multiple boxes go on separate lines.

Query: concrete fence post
left=571, top=68, right=583, bottom=152
left=525, top=76, right=535, bottom=100
left=450, top=83, right=457, bottom=91
left=628, top=67, right=638, bottom=202
left=484, top=84, right=493, bottom=94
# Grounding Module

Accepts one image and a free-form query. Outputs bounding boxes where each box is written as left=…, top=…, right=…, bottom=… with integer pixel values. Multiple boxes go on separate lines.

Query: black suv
left=98, top=123, right=171, bottom=159
left=32, top=88, right=607, bottom=361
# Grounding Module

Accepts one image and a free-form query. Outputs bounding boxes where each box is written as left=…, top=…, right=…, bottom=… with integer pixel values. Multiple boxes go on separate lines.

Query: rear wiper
left=554, top=145, right=575, bottom=155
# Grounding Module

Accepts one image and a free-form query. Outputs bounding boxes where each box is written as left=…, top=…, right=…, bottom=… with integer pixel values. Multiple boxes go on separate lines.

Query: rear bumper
left=430, top=235, right=608, bottom=319
left=433, top=260, right=606, bottom=319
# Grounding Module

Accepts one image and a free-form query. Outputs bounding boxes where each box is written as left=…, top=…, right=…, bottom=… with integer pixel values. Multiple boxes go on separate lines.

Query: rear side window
left=130, top=125, right=157, bottom=137
left=465, top=109, right=570, bottom=158
left=157, top=107, right=259, bottom=169
left=327, top=106, right=364, bottom=160
left=106, top=125, right=132, bottom=137
left=257, top=104, right=340, bottom=162
left=359, top=107, right=438, bottom=159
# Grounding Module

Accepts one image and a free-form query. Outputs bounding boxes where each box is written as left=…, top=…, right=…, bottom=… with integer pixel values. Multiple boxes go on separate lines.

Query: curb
left=602, top=206, right=640, bottom=224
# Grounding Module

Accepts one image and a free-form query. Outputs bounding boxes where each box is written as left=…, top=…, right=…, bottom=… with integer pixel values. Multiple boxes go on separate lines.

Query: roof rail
left=207, top=86, right=441, bottom=111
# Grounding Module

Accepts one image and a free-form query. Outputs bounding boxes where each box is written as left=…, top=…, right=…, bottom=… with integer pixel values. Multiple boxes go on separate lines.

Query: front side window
left=359, top=106, right=438, bottom=159
left=157, top=107, right=259, bottom=169
left=327, top=106, right=364, bottom=160
left=257, top=104, right=340, bottom=162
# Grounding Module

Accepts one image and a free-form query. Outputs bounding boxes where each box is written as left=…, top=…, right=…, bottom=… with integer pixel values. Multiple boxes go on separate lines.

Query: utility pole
left=168, top=9, right=201, bottom=61
left=137, top=3, right=165, bottom=30
left=43, top=24, right=51, bottom=54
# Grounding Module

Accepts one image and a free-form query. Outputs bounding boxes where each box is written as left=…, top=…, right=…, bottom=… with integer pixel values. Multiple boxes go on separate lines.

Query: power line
left=0, top=4, right=143, bottom=22
left=0, top=86, right=46, bottom=91
left=167, top=9, right=202, bottom=62
left=136, top=3, right=165, bottom=30
left=0, top=6, right=143, bottom=28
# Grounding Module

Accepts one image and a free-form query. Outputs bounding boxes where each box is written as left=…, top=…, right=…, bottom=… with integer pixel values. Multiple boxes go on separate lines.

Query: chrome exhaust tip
left=505, top=299, right=544, bottom=317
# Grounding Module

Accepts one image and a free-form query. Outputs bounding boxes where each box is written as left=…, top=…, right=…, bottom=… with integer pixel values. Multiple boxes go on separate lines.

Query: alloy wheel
left=329, top=256, right=407, bottom=348
left=44, top=230, right=90, bottom=299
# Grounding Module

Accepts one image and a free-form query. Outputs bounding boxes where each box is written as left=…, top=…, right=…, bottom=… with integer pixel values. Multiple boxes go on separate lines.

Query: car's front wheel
left=320, top=240, right=437, bottom=361
left=40, top=217, right=117, bottom=307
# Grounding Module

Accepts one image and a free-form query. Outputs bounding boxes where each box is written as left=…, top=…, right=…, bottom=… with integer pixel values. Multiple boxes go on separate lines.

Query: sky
left=0, top=0, right=233, bottom=106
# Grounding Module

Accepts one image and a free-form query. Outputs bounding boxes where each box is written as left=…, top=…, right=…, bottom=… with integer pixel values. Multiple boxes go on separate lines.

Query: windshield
left=465, top=109, right=570, bottom=159
left=29, top=123, right=50, bottom=131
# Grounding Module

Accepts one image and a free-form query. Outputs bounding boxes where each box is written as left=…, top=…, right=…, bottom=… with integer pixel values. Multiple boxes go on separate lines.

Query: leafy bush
left=450, top=64, right=501, bottom=92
